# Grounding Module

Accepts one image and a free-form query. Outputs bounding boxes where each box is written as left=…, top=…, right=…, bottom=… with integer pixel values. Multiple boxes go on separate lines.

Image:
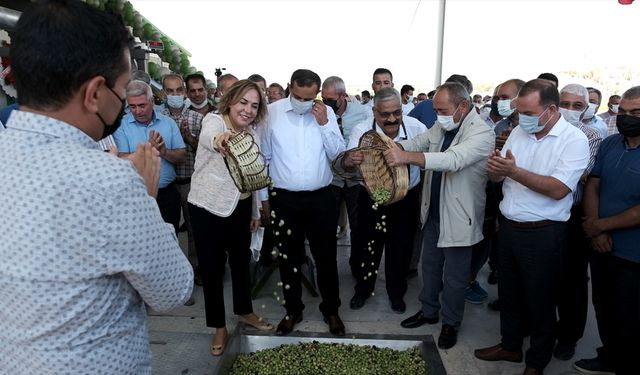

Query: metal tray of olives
left=215, top=326, right=446, bottom=374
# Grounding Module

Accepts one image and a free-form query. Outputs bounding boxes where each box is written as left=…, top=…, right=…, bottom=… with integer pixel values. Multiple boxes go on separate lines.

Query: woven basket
left=356, top=130, right=408, bottom=205
left=224, top=131, right=270, bottom=193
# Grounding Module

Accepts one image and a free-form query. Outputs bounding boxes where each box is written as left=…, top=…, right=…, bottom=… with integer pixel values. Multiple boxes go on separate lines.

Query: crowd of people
left=1, top=1, right=639, bottom=375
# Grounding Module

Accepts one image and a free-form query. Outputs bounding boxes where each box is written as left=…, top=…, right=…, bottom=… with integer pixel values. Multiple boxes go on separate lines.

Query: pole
left=434, top=0, right=446, bottom=88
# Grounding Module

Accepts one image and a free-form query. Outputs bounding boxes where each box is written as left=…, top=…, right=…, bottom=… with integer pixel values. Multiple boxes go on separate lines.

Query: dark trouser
left=330, top=184, right=360, bottom=271
left=486, top=182, right=503, bottom=273
left=353, top=185, right=419, bottom=300
left=612, top=256, right=640, bottom=375
left=157, top=182, right=181, bottom=233
left=555, top=205, right=589, bottom=345
left=270, top=187, right=340, bottom=316
left=589, top=251, right=616, bottom=366
left=175, top=180, right=197, bottom=265
left=420, top=218, right=472, bottom=327
left=498, top=218, right=566, bottom=371
left=189, top=199, right=253, bottom=328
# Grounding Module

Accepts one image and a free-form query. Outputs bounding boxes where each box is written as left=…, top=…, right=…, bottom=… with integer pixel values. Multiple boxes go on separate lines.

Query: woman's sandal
left=210, top=329, right=228, bottom=356
left=238, top=314, right=275, bottom=331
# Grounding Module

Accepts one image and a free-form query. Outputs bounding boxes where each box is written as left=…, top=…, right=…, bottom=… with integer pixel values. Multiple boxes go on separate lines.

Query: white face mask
left=474, top=102, right=484, bottom=109
left=190, top=98, right=209, bottom=109
left=611, top=104, right=619, bottom=113
left=290, top=96, right=314, bottom=115
left=166, top=95, right=184, bottom=109
left=559, top=107, right=583, bottom=126
left=437, top=106, right=461, bottom=131
left=583, top=102, right=598, bottom=119
left=497, top=99, right=515, bottom=117
left=407, top=95, right=414, bottom=103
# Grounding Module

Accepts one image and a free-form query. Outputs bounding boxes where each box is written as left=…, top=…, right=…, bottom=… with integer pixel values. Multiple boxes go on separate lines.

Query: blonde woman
left=188, top=80, right=273, bottom=356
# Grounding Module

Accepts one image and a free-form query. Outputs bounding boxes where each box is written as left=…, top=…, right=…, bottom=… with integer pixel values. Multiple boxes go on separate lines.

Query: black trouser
left=156, top=182, right=181, bottom=233
left=498, top=218, right=567, bottom=371
left=270, top=186, right=340, bottom=316
left=612, top=256, right=640, bottom=375
left=589, top=250, right=616, bottom=367
left=352, top=185, right=419, bottom=301
left=555, top=205, right=589, bottom=345
left=189, top=199, right=253, bottom=328
left=330, top=184, right=360, bottom=272
left=486, top=182, right=502, bottom=273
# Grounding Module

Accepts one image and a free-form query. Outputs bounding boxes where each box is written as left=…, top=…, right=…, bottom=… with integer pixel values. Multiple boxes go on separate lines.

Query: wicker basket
left=356, top=130, right=409, bottom=205
left=224, top=131, right=271, bottom=193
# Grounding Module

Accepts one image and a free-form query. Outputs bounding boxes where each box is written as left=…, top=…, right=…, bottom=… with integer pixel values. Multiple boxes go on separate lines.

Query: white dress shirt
left=402, top=101, right=415, bottom=114
left=348, top=115, right=426, bottom=189
left=260, top=97, right=345, bottom=191
left=499, top=116, right=590, bottom=222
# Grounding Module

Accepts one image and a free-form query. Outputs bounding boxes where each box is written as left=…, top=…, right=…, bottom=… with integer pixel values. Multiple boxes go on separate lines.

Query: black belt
left=175, top=178, right=191, bottom=185
left=505, top=218, right=556, bottom=229
left=158, top=181, right=176, bottom=192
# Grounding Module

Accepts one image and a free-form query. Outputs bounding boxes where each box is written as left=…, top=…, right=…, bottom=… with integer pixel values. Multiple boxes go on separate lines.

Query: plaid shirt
left=573, top=122, right=602, bottom=204
left=600, top=112, right=618, bottom=136
left=161, top=104, right=204, bottom=180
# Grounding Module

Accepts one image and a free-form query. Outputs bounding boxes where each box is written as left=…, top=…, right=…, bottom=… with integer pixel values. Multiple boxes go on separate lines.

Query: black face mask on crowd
left=323, top=98, right=340, bottom=114
left=97, top=86, right=127, bottom=139
left=616, top=114, right=640, bottom=138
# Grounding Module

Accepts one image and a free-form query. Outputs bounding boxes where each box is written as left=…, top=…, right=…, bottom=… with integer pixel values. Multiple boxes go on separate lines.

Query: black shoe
left=276, top=312, right=303, bottom=336
left=488, top=299, right=500, bottom=311
left=437, top=324, right=458, bottom=349
left=183, top=296, right=195, bottom=306
left=573, top=356, right=615, bottom=374
left=400, top=310, right=439, bottom=328
left=350, top=294, right=368, bottom=310
left=487, top=269, right=498, bottom=285
left=390, top=299, right=406, bottom=314
left=553, top=341, right=576, bottom=361
left=323, top=314, right=346, bottom=336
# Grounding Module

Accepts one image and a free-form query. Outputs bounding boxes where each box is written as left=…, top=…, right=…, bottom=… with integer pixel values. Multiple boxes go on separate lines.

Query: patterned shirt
left=160, top=104, right=204, bottom=180
left=599, top=112, right=618, bottom=136
left=572, top=122, right=603, bottom=204
left=0, top=111, right=193, bottom=375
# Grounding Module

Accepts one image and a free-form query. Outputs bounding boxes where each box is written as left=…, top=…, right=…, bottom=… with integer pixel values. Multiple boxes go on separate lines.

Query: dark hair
left=361, top=90, right=371, bottom=98
left=218, top=80, right=267, bottom=125
left=12, top=0, right=131, bottom=110
left=609, top=94, right=621, bottom=101
left=248, top=74, right=266, bottom=84
left=185, top=73, right=207, bottom=89
left=445, top=74, right=473, bottom=95
left=268, top=82, right=284, bottom=94
left=518, top=79, right=560, bottom=108
left=290, top=69, right=321, bottom=89
left=401, top=85, right=415, bottom=96
left=427, top=90, right=436, bottom=99
left=373, top=68, right=393, bottom=80
left=537, top=72, right=559, bottom=86
left=586, top=87, right=602, bottom=102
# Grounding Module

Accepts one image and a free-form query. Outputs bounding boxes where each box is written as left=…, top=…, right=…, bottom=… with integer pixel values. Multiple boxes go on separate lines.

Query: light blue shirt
left=114, top=110, right=186, bottom=188
left=0, top=111, right=193, bottom=374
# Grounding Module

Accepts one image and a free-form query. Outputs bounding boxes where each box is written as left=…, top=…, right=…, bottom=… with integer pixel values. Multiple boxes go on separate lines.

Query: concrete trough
left=215, top=326, right=446, bottom=374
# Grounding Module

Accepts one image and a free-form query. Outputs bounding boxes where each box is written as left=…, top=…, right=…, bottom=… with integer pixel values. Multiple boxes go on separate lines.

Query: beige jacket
left=188, top=114, right=260, bottom=219
left=399, top=109, right=495, bottom=247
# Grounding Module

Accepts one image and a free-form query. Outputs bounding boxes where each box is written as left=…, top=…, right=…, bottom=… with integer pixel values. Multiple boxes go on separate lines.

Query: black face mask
left=616, top=115, right=640, bottom=138
left=97, top=86, right=127, bottom=139
left=323, top=98, right=340, bottom=113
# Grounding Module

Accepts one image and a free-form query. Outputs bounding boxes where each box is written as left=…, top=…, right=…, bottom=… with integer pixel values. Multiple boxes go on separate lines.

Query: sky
left=130, top=0, right=640, bottom=97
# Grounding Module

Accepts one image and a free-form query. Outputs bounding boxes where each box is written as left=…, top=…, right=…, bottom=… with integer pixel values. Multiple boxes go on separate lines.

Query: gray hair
left=560, top=84, right=589, bottom=105
left=373, top=87, right=402, bottom=107
left=126, top=80, right=153, bottom=100
left=622, top=86, right=640, bottom=100
left=161, top=73, right=184, bottom=89
left=322, top=76, right=346, bottom=94
left=436, top=82, right=470, bottom=106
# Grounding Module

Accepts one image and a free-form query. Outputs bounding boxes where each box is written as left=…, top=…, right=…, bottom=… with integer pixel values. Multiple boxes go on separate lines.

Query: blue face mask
left=166, top=95, right=184, bottom=109
left=518, top=107, right=551, bottom=134
left=290, top=96, right=314, bottom=115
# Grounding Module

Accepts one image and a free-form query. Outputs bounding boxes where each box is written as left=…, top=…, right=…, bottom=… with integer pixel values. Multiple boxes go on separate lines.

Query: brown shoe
left=474, top=344, right=523, bottom=363
left=523, top=368, right=543, bottom=375
left=276, top=312, right=303, bottom=336
left=323, top=314, right=345, bottom=336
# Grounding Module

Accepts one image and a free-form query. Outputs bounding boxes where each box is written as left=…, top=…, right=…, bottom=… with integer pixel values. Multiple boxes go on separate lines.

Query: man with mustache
left=336, top=87, right=425, bottom=314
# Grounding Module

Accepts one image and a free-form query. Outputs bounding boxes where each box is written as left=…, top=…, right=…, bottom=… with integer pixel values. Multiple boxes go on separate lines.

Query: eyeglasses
left=375, top=108, right=403, bottom=119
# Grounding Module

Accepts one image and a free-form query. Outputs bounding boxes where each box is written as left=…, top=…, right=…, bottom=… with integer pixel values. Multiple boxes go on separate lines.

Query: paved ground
left=148, top=232, right=601, bottom=375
